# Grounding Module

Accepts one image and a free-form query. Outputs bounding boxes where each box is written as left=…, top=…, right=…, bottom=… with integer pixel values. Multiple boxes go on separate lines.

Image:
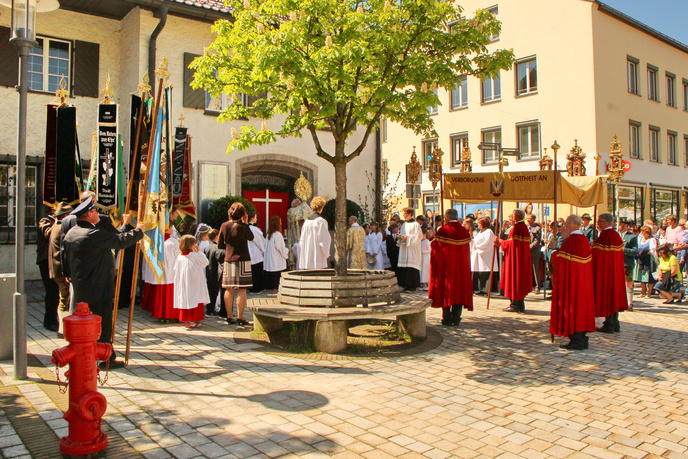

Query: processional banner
left=96, top=103, right=118, bottom=211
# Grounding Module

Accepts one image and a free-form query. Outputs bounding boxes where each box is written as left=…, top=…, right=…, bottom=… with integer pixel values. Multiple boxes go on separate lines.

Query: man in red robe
left=592, top=213, right=629, bottom=333
left=550, top=215, right=597, bottom=350
left=429, top=208, right=473, bottom=326
left=495, top=209, right=532, bottom=313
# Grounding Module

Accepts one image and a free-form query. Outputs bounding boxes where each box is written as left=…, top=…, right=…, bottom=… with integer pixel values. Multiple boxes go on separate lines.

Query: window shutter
left=183, top=53, right=204, bottom=109
left=73, top=40, right=99, bottom=97
left=0, top=27, right=19, bottom=88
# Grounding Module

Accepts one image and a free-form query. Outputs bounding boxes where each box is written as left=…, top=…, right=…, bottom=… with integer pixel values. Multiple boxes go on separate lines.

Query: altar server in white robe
left=398, top=207, right=422, bottom=292
left=365, top=222, right=385, bottom=270
left=298, top=196, right=331, bottom=270
left=174, top=235, right=210, bottom=329
left=471, top=217, right=497, bottom=295
left=264, top=215, right=290, bottom=293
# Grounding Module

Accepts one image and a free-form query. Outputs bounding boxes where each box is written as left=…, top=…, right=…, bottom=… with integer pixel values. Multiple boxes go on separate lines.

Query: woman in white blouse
left=471, top=217, right=497, bottom=295
left=263, top=216, right=289, bottom=294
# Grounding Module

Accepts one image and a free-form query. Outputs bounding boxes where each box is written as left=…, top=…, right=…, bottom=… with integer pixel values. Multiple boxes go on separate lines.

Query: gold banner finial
left=55, top=77, right=69, bottom=106
left=133, top=73, right=152, bottom=97
left=608, top=135, right=625, bottom=182
left=155, top=56, right=170, bottom=82
left=428, top=142, right=443, bottom=190
left=407, top=146, right=421, bottom=184
left=178, top=113, right=185, bottom=128
left=100, top=72, right=114, bottom=103
left=294, top=172, right=313, bottom=202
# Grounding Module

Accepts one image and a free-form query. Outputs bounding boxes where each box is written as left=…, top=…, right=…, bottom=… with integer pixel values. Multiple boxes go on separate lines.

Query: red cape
left=592, top=229, right=629, bottom=317
left=550, top=233, right=597, bottom=337
left=429, top=222, right=473, bottom=310
left=499, top=221, right=532, bottom=301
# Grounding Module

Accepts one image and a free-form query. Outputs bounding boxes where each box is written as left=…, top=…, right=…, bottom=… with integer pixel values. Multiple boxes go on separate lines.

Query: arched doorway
left=235, top=154, right=317, bottom=232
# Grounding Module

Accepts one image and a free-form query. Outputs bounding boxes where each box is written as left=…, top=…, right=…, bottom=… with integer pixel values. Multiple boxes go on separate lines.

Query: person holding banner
left=550, top=215, right=596, bottom=350
left=63, top=197, right=144, bottom=368
left=429, top=209, right=473, bottom=326
left=592, top=213, right=629, bottom=333
left=495, top=209, right=532, bottom=313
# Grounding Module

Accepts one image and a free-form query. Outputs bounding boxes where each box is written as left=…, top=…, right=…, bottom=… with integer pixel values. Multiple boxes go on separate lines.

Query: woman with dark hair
left=654, top=245, right=683, bottom=304
left=264, top=215, right=289, bottom=293
left=218, top=202, right=254, bottom=325
left=634, top=225, right=658, bottom=298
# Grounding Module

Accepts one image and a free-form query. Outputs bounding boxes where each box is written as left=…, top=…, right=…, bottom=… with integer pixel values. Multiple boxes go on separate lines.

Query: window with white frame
left=205, top=89, right=249, bottom=113
left=627, top=56, right=639, bottom=95
left=428, top=88, right=439, bottom=115
left=649, top=126, right=660, bottom=162
left=487, top=6, right=499, bottom=41
left=481, top=128, right=501, bottom=163
left=516, top=57, right=537, bottom=96
left=629, top=121, right=641, bottom=159
left=421, top=138, right=437, bottom=170
left=28, top=37, right=71, bottom=93
left=450, top=76, right=468, bottom=110
left=481, top=73, right=501, bottom=103
left=450, top=133, right=468, bottom=167
left=683, top=79, right=688, bottom=111
left=684, top=135, right=688, bottom=166
left=666, top=73, right=676, bottom=107
left=0, top=165, right=37, bottom=228
left=668, top=131, right=677, bottom=165
left=517, top=123, right=540, bottom=159
left=647, top=65, right=659, bottom=102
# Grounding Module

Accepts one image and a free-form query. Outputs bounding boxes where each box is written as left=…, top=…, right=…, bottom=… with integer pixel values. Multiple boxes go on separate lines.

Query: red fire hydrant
left=52, top=302, right=112, bottom=456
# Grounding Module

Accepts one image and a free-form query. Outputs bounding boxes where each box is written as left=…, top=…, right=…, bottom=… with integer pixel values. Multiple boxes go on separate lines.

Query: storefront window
left=651, top=188, right=679, bottom=223
left=608, top=184, right=643, bottom=224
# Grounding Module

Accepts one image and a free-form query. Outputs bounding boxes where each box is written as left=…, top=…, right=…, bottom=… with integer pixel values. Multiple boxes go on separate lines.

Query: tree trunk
left=334, top=140, right=348, bottom=277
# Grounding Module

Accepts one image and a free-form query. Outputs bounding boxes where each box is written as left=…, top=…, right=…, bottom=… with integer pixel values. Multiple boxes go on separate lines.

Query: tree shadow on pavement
left=435, top=315, right=688, bottom=387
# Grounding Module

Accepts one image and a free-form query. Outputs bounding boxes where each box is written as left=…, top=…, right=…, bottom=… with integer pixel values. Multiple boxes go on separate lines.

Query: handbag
left=660, top=270, right=674, bottom=291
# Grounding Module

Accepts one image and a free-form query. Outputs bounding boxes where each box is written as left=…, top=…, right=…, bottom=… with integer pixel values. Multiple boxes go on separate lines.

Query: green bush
left=321, top=198, right=364, bottom=230
left=205, top=195, right=256, bottom=230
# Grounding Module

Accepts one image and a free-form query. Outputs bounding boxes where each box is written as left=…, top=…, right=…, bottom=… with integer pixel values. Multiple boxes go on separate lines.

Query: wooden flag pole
left=485, top=202, right=501, bottom=310
left=112, top=94, right=147, bottom=345
left=124, top=76, right=165, bottom=365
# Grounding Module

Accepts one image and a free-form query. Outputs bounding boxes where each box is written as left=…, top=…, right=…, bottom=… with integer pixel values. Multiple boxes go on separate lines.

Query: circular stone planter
left=277, top=269, right=401, bottom=308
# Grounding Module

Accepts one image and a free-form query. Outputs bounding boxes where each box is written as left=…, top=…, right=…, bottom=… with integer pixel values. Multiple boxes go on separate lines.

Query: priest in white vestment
left=297, top=196, right=331, bottom=270
left=471, top=217, right=497, bottom=295
left=398, top=207, right=422, bottom=292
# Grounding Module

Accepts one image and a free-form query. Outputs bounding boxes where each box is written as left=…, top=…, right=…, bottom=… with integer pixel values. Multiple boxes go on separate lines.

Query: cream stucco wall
left=382, top=0, right=600, bottom=218
left=591, top=6, right=688, bottom=198
left=0, top=6, right=377, bottom=278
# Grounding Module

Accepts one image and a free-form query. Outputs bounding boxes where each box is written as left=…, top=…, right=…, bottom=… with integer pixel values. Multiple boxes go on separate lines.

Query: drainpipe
left=148, top=2, right=169, bottom=94
left=375, top=128, right=382, bottom=224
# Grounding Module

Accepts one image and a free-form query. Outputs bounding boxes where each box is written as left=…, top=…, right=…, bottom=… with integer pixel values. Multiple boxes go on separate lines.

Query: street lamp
left=3, top=0, right=60, bottom=380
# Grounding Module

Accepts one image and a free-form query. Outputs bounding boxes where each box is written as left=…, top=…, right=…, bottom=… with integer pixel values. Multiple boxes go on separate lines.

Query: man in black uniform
left=63, top=197, right=144, bottom=368
left=37, top=208, right=59, bottom=331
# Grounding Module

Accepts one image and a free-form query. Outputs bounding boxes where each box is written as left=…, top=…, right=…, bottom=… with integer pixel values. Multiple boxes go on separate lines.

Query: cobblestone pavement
left=1, top=282, right=687, bottom=458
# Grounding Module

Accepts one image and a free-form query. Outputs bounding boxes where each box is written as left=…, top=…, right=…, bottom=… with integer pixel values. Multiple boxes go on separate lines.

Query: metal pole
left=12, top=38, right=36, bottom=380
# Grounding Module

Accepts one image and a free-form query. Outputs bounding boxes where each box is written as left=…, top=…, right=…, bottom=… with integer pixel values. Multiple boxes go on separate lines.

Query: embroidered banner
left=55, top=106, right=81, bottom=205
left=42, top=105, right=58, bottom=206
left=96, top=104, right=118, bottom=211
left=172, top=127, right=187, bottom=202
left=128, top=95, right=151, bottom=216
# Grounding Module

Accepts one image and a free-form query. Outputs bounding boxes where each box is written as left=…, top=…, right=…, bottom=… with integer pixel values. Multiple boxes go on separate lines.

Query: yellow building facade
left=382, top=0, right=688, bottom=224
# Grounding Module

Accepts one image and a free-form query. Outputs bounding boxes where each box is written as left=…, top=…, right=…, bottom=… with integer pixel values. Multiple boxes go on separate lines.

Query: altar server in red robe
left=141, top=226, right=180, bottom=322
left=592, top=213, right=628, bottom=333
left=429, top=208, right=473, bottom=326
left=550, top=214, right=597, bottom=350
left=495, top=209, right=532, bottom=313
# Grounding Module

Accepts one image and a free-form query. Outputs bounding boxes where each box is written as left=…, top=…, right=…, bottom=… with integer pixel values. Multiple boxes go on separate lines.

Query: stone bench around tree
left=247, top=297, right=432, bottom=354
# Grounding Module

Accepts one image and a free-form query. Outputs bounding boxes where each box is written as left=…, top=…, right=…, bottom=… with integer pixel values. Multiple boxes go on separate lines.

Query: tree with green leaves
left=192, top=0, right=514, bottom=276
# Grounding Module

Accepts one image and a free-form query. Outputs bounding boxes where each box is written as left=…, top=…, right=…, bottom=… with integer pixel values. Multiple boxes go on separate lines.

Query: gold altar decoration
left=608, top=135, right=625, bottom=182
left=407, top=146, right=421, bottom=184
left=539, top=148, right=553, bottom=171
left=428, top=142, right=444, bottom=190
left=566, top=139, right=586, bottom=176
left=460, top=139, right=472, bottom=173
left=294, top=172, right=313, bottom=202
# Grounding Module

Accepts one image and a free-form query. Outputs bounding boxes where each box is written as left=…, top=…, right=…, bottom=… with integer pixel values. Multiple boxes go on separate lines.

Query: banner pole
left=125, top=79, right=164, bottom=365
left=486, top=202, right=501, bottom=310
left=112, top=95, right=147, bottom=345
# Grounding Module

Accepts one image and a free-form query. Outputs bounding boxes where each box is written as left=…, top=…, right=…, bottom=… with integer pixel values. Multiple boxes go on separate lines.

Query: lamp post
left=6, top=0, right=59, bottom=380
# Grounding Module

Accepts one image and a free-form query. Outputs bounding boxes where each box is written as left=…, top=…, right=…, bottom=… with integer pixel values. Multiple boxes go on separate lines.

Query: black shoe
left=227, top=317, right=237, bottom=325
left=613, top=326, right=620, bottom=333
left=584, top=338, right=589, bottom=350
left=559, top=342, right=585, bottom=350
left=503, top=305, right=520, bottom=312
left=57, top=332, right=64, bottom=339
left=236, top=318, right=251, bottom=326
left=441, top=319, right=455, bottom=326
left=596, top=326, right=615, bottom=334
left=205, top=311, right=218, bottom=317
left=45, top=323, right=59, bottom=332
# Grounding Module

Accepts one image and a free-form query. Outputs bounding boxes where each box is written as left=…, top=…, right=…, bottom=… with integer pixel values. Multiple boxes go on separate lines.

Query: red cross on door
left=243, top=189, right=290, bottom=233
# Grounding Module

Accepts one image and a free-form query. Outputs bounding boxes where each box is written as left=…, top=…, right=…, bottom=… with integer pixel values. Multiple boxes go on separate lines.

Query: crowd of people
left=36, top=190, right=688, bottom=366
